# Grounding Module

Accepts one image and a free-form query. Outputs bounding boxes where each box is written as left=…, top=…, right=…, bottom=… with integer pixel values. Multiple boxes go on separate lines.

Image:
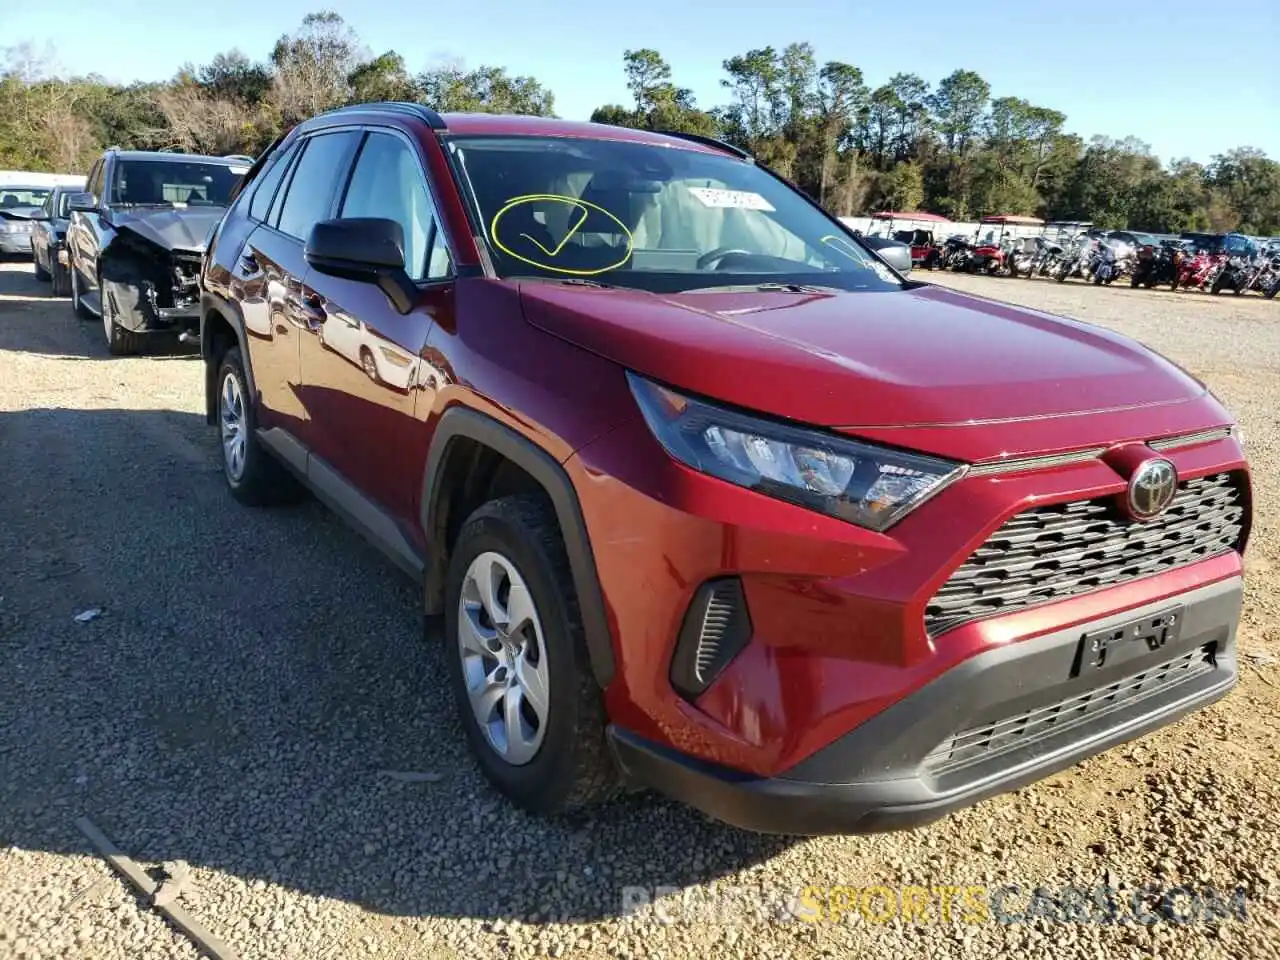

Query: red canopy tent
left=873, top=211, right=952, bottom=223
left=980, top=214, right=1045, bottom=226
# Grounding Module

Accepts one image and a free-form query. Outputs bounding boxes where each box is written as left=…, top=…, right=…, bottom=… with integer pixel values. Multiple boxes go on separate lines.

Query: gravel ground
left=1, top=260, right=1278, bottom=960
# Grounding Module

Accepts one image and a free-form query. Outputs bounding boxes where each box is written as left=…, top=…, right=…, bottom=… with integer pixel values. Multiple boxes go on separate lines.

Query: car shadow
left=0, top=266, right=199, bottom=360
left=0, top=405, right=796, bottom=929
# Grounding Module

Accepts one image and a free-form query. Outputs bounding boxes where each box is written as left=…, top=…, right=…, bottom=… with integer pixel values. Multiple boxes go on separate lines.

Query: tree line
left=3, top=12, right=1277, bottom=235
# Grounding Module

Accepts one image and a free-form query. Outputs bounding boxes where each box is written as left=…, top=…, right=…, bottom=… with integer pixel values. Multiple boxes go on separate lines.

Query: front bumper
left=610, top=576, right=1240, bottom=834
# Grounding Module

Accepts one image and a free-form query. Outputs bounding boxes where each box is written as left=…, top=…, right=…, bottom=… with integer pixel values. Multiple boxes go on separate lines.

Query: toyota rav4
left=200, top=103, right=1250, bottom=834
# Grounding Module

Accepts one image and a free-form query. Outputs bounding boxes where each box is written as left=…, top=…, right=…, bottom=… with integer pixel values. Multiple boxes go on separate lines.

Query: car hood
left=114, top=206, right=226, bottom=253
left=517, top=282, right=1216, bottom=450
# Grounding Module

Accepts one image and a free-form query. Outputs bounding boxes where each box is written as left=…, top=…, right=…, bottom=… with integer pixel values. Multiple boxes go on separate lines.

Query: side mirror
left=67, top=192, right=98, bottom=213
left=305, top=218, right=416, bottom=314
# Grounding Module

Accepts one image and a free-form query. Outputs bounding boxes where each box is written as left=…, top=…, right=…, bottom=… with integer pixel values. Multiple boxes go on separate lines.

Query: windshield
left=110, top=159, right=244, bottom=207
left=446, top=136, right=901, bottom=294
left=0, top=187, right=50, bottom=210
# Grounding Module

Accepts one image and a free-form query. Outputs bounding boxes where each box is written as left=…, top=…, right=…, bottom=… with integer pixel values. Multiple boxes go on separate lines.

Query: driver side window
left=340, top=131, right=452, bottom=282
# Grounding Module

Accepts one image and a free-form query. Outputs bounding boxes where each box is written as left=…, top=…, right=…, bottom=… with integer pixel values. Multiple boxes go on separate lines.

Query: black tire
left=33, top=251, right=50, bottom=282
left=444, top=495, right=619, bottom=815
left=102, top=281, right=143, bottom=356
left=1266, top=282, right=1279, bottom=301
left=50, top=263, right=70, bottom=297
left=69, top=264, right=94, bottom=319
left=215, top=347, right=303, bottom=506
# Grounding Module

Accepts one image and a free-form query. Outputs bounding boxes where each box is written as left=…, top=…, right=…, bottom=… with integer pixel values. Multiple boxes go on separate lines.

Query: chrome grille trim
left=968, top=447, right=1107, bottom=477
left=1149, top=426, right=1235, bottom=451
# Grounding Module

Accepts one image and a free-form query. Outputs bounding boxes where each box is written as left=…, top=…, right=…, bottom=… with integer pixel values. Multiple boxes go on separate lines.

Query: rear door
left=239, top=130, right=361, bottom=444
left=297, top=127, right=454, bottom=524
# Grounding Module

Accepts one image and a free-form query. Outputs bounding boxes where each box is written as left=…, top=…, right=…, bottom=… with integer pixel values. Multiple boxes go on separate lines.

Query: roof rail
left=653, top=130, right=753, bottom=161
left=322, top=101, right=447, bottom=130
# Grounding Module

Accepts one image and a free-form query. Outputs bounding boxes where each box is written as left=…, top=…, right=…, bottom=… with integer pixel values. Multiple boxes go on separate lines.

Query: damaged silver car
left=65, top=149, right=249, bottom=354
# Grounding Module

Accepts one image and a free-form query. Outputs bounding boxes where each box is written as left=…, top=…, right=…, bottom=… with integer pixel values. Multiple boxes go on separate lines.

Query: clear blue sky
left=8, top=0, right=1278, bottom=163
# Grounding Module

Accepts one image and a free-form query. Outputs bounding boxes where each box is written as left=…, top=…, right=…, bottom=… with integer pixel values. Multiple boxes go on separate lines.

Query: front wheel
left=33, top=249, right=50, bottom=282
left=445, top=495, right=619, bottom=815
left=69, top=264, right=94, bottom=320
left=215, top=347, right=303, bottom=506
left=102, top=283, right=143, bottom=356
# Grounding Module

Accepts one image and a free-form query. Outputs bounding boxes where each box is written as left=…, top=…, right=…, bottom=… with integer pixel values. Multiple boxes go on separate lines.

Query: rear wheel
left=445, top=495, right=618, bottom=815
left=50, top=263, right=70, bottom=297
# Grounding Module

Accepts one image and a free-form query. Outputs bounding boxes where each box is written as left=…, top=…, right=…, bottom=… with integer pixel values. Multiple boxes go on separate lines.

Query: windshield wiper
left=512, top=275, right=614, bottom=288
left=679, top=282, right=841, bottom=294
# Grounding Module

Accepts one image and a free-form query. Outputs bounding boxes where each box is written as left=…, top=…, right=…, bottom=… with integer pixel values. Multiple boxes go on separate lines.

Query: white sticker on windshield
left=229, top=166, right=250, bottom=175
left=687, top=187, right=775, bottom=212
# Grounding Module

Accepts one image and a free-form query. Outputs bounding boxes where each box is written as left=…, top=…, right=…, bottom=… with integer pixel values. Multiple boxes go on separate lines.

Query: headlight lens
left=627, top=373, right=965, bottom=531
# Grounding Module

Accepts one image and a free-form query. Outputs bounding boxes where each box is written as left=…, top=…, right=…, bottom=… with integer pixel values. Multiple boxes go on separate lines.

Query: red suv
left=200, top=104, right=1250, bottom=834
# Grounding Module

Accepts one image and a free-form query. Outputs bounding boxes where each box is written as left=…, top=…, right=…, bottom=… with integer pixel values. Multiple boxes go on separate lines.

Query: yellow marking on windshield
left=520, top=201, right=589, bottom=257
left=490, top=194, right=633, bottom=276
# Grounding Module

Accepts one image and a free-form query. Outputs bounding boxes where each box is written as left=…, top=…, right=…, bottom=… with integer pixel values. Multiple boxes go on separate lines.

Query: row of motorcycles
left=930, top=233, right=1280, bottom=298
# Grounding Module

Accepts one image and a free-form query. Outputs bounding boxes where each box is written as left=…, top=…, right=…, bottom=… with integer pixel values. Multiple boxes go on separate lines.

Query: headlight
left=627, top=373, right=965, bottom=531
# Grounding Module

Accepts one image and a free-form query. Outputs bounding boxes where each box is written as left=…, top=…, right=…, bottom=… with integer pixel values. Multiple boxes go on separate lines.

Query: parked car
left=857, top=234, right=913, bottom=274
left=66, top=148, right=250, bottom=354
left=31, top=184, right=80, bottom=295
left=0, top=184, right=50, bottom=256
left=201, top=104, right=1251, bottom=835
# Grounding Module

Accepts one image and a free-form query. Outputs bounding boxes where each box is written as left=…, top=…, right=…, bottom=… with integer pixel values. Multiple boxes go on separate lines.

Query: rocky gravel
left=1, top=260, right=1278, bottom=960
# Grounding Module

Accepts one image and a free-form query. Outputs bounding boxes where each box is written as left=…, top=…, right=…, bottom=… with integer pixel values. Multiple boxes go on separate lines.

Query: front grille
left=923, top=644, right=1218, bottom=775
left=925, top=473, right=1245, bottom=635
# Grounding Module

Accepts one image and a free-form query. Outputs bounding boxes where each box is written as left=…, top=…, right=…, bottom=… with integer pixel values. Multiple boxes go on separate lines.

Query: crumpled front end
left=101, top=226, right=204, bottom=334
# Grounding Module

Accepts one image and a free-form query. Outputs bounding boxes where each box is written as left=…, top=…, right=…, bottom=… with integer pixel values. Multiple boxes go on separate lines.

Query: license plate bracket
left=1072, top=606, right=1185, bottom=677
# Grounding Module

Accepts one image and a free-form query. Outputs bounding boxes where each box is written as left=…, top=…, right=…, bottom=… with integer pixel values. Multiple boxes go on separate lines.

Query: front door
left=258, top=128, right=362, bottom=450
left=297, top=129, right=454, bottom=523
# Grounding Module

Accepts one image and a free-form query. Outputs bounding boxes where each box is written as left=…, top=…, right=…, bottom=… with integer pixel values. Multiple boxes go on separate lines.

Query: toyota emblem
left=1127, top=458, right=1178, bottom=520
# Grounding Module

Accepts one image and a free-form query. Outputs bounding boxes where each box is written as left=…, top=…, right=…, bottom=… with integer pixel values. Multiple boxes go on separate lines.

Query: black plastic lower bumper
left=610, top=577, right=1241, bottom=835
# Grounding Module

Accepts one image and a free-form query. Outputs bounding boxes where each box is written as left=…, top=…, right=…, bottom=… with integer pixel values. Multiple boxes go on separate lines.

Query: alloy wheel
left=457, top=551, right=550, bottom=766
left=219, top=370, right=247, bottom=482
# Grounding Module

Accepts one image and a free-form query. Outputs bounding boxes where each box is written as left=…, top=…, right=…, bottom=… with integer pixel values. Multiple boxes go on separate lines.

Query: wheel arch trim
left=420, top=406, right=616, bottom=688
left=200, top=291, right=255, bottom=426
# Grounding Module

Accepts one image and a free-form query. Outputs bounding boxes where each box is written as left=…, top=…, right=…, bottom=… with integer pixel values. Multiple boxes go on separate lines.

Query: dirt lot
left=1, top=261, right=1278, bottom=960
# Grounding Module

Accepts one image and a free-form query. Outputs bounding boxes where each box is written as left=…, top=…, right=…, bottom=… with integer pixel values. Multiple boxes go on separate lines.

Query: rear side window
left=275, top=132, right=360, bottom=241
left=249, top=145, right=297, bottom=223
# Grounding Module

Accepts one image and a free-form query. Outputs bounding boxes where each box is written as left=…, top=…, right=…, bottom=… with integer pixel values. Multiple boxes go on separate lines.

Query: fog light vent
left=670, top=577, right=752, bottom=701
